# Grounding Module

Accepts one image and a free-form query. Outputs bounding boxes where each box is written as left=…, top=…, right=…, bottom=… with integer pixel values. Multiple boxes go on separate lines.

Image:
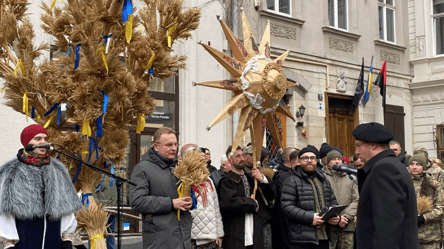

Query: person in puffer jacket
left=281, top=145, right=339, bottom=249
left=182, top=145, right=224, bottom=249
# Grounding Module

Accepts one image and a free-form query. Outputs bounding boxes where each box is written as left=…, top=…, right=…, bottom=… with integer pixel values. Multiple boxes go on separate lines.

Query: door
left=384, top=104, right=405, bottom=149
left=325, top=93, right=359, bottom=158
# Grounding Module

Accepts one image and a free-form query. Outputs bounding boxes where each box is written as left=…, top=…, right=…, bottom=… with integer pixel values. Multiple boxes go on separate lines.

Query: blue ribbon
left=81, top=193, right=92, bottom=209
left=190, top=188, right=198, bottom=209
left=122, top=0, right=133, bottom=22
left=43, top=103, right=60, bottom=116
left=72, top=160, right=83, bottom=183
left=75, top=124, right=80, bottom=132
left=87, top=137, right=99, bottom=163
left=103, top=34, right=112, bottom=45
left=57, top=105, right=62, bottom=126
left=66, top=43, right=72, bottom=57
left=74, top=44, right=81, bottom=69
left=149, top=67, right=153, bottom=75
left=31, top=107, right=35, bottom=119
left=96, top=116, right=103, bottom=138
left=95, top=162, right=110, bottom=192
left=101, top=90, right=109, bottom=115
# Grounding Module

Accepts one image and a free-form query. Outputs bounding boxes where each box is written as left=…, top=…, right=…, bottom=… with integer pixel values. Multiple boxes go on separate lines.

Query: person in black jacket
left=389, top=140, right=409, bottom=167
left=353, top=122, right=420, bottom=249
left=281, top=145, right=339, bottom=249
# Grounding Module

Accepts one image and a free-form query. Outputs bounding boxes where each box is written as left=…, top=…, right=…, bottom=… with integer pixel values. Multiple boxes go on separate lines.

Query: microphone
left=332, top=164, right=357, bottom=175
left=25, top=143, right=54, bottom=152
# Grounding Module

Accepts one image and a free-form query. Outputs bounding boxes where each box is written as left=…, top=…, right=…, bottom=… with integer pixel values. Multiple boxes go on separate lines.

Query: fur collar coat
left=0, top=157, right=82, bottom=221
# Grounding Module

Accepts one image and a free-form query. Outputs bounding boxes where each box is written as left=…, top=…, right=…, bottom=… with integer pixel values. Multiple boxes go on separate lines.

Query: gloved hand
left=417, top=215, right=425, bottom=227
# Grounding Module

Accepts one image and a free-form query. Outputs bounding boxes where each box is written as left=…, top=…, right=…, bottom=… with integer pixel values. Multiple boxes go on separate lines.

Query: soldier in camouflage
left=409, top=154, right=444, bottom=249
left=413, top=146, right=444, bottom=185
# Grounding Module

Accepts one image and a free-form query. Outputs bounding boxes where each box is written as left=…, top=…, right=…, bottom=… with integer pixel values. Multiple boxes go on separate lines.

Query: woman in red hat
left=0, top=124, right=82, bottom=249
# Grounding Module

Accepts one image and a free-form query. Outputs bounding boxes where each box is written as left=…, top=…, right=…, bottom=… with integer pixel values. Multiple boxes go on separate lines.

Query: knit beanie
left=409, top=154, right=428, bottom=170
left=298, top=145, right=320, bottom=158
left=319, top=143, right=333, bottom=158
left=20, top=124, right=48, bottom=147
left=327, top=150, right=342, bottom=164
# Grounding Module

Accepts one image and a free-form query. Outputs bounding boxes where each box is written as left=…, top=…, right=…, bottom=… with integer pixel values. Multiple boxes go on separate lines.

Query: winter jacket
left=129, top=148, right=192, bottom=249
left=410, top=172, right=444, bottom=243
left=217, top=170, right=274, bottom=249
left=190, top=178, right=224, bottom=244
left=0, top=156, right=81, bottom=249
left=210, top=167, right=225, bottom=189
left=280, top=166, right=338, bottom=246
left=356, top=150, right=420, bottom=249
left=322, top=166, right=358, bottom=231
left=397, top=150, right=410, bottom=167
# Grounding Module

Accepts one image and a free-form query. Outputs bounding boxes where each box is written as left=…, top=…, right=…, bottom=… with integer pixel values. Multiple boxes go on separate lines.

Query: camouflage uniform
left=330, top=230, right=354, bottom=249
left=420, top=242, right=442, bottom=249
left=411, top=171, right=444, bottom=247
left=414, top=146, right=444, bottom=244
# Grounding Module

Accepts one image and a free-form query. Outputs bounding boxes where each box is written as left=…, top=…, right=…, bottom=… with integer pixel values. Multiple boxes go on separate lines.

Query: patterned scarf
left=17, top=148, right=50, bottom=167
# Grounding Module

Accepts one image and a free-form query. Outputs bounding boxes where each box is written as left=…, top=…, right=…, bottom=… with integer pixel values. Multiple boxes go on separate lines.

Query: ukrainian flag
left=363, top=55, right=374, bottom=105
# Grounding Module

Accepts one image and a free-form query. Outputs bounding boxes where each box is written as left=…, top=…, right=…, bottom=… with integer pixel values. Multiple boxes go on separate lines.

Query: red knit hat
left=20, top=124, right=48, bottom=147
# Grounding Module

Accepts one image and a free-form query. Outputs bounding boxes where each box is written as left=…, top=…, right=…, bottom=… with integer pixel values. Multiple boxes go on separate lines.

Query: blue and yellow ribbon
left=177, top=182, right=184, bottom=221
left=81, top=193, right=92, bottom=209
left=144, top=54, right=155, bottom=70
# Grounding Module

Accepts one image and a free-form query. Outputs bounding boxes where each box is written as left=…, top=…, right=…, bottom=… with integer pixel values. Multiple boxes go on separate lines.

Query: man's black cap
left=298, top=145, right=320, bottom=158
left=319, top=143, right=333, bottom=158
left=352, top=122, right=393, bottom=144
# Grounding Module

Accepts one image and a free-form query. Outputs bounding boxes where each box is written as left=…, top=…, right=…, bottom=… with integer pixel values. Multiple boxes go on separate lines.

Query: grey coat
left=129, top=148, right=191, bottom=249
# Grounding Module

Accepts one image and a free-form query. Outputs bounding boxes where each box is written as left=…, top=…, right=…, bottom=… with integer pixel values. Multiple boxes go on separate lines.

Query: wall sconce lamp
left=296, top=104, right=306, bottom=118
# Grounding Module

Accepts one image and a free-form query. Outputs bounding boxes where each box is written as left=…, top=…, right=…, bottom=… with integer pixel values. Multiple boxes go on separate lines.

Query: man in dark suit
left=352, top=122, right=420, bottom=249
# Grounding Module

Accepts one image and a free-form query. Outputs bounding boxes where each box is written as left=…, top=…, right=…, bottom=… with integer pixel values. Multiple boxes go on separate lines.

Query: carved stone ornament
left=380, top=50, right=400, bottom=64
left=416, top=36, right=425, bottom=56
left=336, top=72, right=347, bottom=92
left=329, top=37, right=353, bottom=53
left=270, top=22, right=297, bottom=40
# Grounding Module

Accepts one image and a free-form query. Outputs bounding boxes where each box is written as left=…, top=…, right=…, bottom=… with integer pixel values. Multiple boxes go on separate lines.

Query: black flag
left=352, top=58, right=365, bottom=111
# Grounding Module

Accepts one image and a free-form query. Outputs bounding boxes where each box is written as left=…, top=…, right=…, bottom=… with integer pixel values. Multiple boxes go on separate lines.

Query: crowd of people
left=2, top=122, right=444, bottom=249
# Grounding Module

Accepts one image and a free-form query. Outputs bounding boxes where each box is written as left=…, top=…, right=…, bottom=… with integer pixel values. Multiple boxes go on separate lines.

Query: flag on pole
left=352, top=58, right=365, bottom=111
left=374, top=60, right=387, bottom=109
left=363, top=55, right=374, bottom=105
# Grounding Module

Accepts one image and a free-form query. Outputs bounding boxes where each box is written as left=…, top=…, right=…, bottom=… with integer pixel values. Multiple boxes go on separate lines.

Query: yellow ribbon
left=82, top=119, right=92, bottom=137
left=140, top=26, right=143, bottom=32
left=0, top=87, right=5, bottom=92
left=19, top=59, right=25, bottom=74
left=51, top=0, right=56, bottom=9
left=167, top=18, right=178, bottom=47
left=23, top=92, right=28, bottom=121
left=144, top=54, right=155, bottom=70
left=176, top=182, right=184, bottom=221
left=36, top=114, right=41, bottom=121
left=136, top=114, right=145, bottom=134
left=126, top=15, right=133, bottom=44
left=69, top=162, right=73, bottom=170
left=14, top=61, right=19, bottom=75
left=44, top=116, right=53, bottom=128
left=89, top=234, right=104, bottom=249
left=98, top=46, right=108, bottom=73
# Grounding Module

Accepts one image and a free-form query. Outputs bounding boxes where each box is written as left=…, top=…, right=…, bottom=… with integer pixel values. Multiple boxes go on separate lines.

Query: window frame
left=432, top=0, right=444, bottom=56
left=266, top=0, right=292, bottom=17
left=379, top=0, right=396, bottom=44
left=328, top=0, right=349, bottom=31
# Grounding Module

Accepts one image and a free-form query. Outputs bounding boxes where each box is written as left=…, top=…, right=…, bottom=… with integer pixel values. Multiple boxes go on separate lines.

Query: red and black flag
left=374, top=61, right=387, bottom=109
left=352, top=58, right=365, bottom=111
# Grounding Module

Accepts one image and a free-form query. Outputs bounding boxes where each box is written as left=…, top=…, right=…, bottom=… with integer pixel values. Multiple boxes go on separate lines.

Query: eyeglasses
left=156, top=142, right=178, bottom=148
left=300, top=156, right=317, bottom=162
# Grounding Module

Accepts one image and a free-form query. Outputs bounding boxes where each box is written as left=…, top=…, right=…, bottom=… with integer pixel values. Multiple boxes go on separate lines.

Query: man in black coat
left=353, top=122, right=420, bottom=249
left=218, top=147, right=275, bottom=249
left=280, top=145, right=340, bottom=249
left=389, top=140, right=409, bottom=167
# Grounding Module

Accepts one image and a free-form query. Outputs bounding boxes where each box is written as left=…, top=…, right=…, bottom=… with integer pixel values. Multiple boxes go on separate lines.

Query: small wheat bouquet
left=173, top=149, right=209, bottom=220
left=417, top=196, right=433, bottom=215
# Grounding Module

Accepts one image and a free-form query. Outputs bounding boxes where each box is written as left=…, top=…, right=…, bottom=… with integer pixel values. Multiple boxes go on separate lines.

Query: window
left=379, top=0, right=395, bottom=43
left=267, top=0, right=290, bottom=15
left=433, top=0, right=444, bottom=55
left=328, top=0, right=348, bottom=30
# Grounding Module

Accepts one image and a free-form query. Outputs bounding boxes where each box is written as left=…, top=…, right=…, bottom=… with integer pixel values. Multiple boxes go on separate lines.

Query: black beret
left=352, top=122, right=393, bottom=144
left=298, top=145, right=320, bottom=158
left=319, top=143, right=333, bottom=158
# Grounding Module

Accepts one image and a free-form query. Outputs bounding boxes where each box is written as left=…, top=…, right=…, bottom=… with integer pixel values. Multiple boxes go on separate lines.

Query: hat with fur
left=243, top=145, right=253, bottom=155
left=409, top=154, right=428, bottom=170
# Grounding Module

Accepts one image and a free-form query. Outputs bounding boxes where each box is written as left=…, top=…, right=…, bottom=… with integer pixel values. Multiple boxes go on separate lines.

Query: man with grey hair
left=210, top=146, right=233, bottom=189
left=389, top=140, right=409, bottom=167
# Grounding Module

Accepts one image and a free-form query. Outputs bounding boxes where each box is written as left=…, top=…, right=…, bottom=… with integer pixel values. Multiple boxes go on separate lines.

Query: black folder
left=320, top=205, right=347, bottom=221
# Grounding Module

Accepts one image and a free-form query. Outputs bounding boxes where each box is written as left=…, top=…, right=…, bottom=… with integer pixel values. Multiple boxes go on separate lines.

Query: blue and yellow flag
left=363, top=55, right=374, bottom=105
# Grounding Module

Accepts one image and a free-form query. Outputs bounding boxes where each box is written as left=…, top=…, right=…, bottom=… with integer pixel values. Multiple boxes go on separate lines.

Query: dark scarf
left=17, top=148, right=50, bottom=167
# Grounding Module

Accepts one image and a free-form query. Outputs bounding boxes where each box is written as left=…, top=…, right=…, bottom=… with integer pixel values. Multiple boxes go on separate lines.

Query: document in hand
left=320, top=205, right=347, bottom=221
